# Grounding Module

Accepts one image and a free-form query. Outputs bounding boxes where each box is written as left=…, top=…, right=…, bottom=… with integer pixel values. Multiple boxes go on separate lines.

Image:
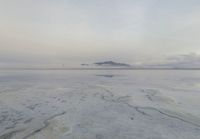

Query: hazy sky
left=0, top=0, right=200, bottom=67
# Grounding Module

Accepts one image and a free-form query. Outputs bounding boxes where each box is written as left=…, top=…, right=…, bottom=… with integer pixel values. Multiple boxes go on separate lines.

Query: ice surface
left=0, top=70, right=200, bottom=139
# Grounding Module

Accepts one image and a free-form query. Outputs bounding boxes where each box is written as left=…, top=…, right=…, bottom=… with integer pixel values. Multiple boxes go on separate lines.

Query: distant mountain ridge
left=94, top=61, right=131, bottom=67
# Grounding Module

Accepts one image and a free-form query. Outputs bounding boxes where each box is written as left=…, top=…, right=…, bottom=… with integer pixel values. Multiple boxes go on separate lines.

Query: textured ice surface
left=0, top=70, right=200, bottom=139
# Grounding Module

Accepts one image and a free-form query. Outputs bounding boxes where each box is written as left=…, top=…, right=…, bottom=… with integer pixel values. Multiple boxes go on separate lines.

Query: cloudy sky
left=0, top=0, right=200, bottom=67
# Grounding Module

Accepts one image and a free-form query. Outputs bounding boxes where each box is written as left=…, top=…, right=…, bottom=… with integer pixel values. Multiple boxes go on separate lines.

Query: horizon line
left=1, top=67, right=200, bottom=70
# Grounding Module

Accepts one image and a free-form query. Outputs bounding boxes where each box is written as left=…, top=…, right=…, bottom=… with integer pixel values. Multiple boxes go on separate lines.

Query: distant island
left=94, top=61, right=131, bottom=67
left=81, top=64, right=89, bottom=66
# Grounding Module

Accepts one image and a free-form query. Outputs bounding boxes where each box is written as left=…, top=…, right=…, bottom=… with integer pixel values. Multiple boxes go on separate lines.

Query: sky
left=0, top=0, right=200, bottom=67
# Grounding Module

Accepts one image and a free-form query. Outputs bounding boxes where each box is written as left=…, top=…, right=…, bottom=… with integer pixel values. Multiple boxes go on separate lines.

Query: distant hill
left=94, top=61, right=131, bottom=67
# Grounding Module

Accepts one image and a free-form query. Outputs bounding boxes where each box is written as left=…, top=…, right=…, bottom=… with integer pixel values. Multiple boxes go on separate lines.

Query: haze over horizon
left=0, top=0, right=200, bottom=68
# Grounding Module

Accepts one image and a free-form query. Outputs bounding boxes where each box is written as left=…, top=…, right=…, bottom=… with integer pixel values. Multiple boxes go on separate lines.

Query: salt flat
left=0, top=70, right=200, bottom=139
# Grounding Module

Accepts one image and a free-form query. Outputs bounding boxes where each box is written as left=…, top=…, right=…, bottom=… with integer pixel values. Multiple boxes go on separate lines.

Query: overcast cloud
left=0, top=0, right=200, bottom=67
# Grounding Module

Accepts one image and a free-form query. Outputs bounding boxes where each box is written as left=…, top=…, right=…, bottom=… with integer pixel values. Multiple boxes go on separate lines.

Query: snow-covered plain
left=0, top=70, right=200, bottom=139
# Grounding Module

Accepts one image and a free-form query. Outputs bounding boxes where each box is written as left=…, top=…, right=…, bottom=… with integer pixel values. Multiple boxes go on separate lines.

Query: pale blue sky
left=0, top=0, right=200, bottom=67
